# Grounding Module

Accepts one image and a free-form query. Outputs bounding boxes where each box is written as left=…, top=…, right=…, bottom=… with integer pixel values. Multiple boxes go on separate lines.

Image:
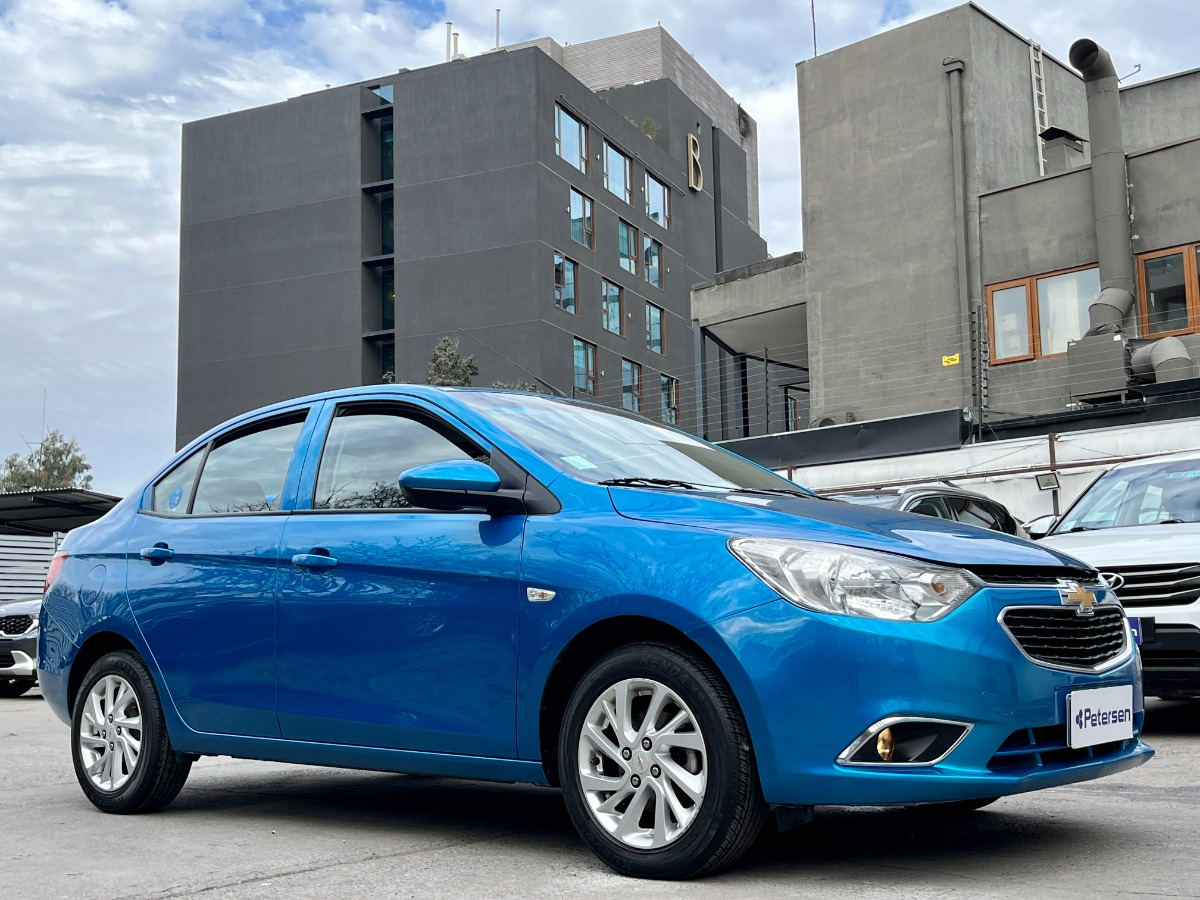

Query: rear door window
left=190, top=417, right=306, bottom=515
left=908, top=497, right=951, bottom=519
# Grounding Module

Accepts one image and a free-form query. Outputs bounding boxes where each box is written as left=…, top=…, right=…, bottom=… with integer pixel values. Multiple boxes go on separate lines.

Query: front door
left=276, top=401, right=524, bottom=758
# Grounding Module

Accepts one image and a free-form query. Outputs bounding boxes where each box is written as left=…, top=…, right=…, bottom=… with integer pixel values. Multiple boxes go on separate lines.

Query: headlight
left=728, top=538, right=981, bottom=622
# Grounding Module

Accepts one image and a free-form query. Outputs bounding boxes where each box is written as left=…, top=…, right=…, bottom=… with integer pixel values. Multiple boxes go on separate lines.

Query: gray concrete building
left=177, top=26, right=766, bottom=447
left=695, top=3, right=1200, bottom=458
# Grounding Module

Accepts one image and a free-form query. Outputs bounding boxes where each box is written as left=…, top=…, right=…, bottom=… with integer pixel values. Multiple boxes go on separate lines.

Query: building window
left=643, top=235, right=663, bottom=289
left=645, top=302, right=663, bottom=353
left=986, top=264, right=1100, bottom=362
left=785, top=386, right=810, bottom=431
left=618, top=219, right=638, bottom=275
left=645, top=172, right=671, bottom=229
left=1139, top=244, right=1200, bottom=336
left=381, top=266, right=395, bottom=330
left=570, top=188, right=594, bottom=249
left=660, top=375, right=679, bottom=424
left=381, top=115, right=393, bottom=181
left=381, top=340, right=395, bottom=383
left=554, top=253, right=578, bottom=315
left=380, top=191, right=394, bottom=255
left=555, top=104, right=588, bottom=174
left=622, top=359, right=642, bottom=411
left=573, top=338, right=597, bottom=396
left=602, top=280, right=624, bottom=336
left=604, top=142, right=632, bottom=204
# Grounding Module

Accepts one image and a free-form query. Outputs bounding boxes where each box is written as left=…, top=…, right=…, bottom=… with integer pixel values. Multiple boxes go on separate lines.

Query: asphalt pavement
left=3, top=689, right=1198, bottom=899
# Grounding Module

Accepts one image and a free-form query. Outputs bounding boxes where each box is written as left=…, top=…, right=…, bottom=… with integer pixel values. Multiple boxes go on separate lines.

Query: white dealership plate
left=1066, top=684, right=1134, bottom=749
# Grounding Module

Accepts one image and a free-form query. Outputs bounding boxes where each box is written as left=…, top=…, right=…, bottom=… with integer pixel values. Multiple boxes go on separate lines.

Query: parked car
left=39, top=387, right=1150, bottom=878
left=0, top=595, right=42, bottom=697
left=825, top=484, right=1029, bottom=538
left=1038, top=450, right=1200, bottom=699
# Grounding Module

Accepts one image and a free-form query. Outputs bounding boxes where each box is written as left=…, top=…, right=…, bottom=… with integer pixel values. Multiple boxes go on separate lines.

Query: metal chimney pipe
left=446, top=22, right=452, bottom=62
left=1069, top=39, right=1135, bottom=330
left=452, top=32, right=461, bottom=59
left=496, top=9, right=501, bottom=49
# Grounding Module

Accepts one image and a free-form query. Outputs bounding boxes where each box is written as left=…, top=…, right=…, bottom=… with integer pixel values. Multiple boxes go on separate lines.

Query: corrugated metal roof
left=0, top=488, right=120, bottom=537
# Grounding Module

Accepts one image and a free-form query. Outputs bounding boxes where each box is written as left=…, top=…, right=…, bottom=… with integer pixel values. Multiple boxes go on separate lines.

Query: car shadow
left=1142, top=697, right=1200, bottom=736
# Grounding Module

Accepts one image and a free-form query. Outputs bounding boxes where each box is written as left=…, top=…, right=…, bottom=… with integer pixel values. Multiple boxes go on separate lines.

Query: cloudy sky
left=0, top=0, right=1192, bottom=495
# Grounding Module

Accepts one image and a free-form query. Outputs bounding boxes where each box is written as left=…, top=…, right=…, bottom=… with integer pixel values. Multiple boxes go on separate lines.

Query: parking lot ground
left=3, top=691, right=1198, bottom=899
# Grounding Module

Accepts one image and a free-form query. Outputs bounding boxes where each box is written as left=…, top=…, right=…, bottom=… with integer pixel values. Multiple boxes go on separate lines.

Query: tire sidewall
left=71, top=651, right=168, bottom=813
left=558, top=643, right=750, bottom=879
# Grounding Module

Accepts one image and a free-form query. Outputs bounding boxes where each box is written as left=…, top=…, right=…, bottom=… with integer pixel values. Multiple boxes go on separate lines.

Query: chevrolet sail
left=39, top=387, right=1151, bottom=878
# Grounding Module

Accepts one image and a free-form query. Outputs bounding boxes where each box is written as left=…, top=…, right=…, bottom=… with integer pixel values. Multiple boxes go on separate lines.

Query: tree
left=491, top=380, right=542, bottom=393
left=0, top=429, right=94, bottom=491
left=426, top=336, right=479, bottom=387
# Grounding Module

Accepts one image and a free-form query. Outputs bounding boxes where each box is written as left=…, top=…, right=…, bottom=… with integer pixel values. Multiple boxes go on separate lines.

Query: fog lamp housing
left=838, top=717, right=972, bottom=766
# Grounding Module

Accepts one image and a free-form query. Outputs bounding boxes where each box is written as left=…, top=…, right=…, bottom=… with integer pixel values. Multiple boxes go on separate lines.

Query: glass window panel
left=152, top=450, right=203, bottom=515
left=192, top=419, right=304, bottom=514
left=643, top=235, right=663, bottom=289
left=646, top=303, right=663, bottom=353
left=573, top=338, right=596, bottom=396
left=1144, top=252, right=1189, bottom=335
left=622, top=359, right=641, bottom=411
left=381, top=191, right=394, bottom=255
left=661, top=375, right=678, bottom=424
left=1036, top=267, right=1100, bottom=355
left=555, top=104, right=587, bottom=173
left=991, top=285, right=1030, bottom=360
left=314, top=411, right=478, bottom=510
left=604, top=143, right=631, bottom=203
left=618, top=220, right=637, bottom=275
left=570, top=189, right=593, bottom=249
left=554, top=253, right=577, bottom=314
left=381, top=266, right=395, bottom=330
left=381, top=340, right=395, bottom=383
left=381, top=116, right=393, bottom=180
left=602, top=280, right=623, bottom=335
left=645, top=172, right=670, bottom=228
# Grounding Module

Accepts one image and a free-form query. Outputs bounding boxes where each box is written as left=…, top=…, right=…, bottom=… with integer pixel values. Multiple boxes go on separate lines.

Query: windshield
left=457, top=392, right=811, bottom=493
left=1055, top=457, right=1200, bottom=532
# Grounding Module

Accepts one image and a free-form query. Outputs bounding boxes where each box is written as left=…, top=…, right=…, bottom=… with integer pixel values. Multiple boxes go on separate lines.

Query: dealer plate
left=1066, top=684, right=1134, bottom=749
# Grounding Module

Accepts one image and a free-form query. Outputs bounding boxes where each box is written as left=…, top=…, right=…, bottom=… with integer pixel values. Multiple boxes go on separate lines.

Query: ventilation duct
left=1131, top=338, right=1196, bottom=384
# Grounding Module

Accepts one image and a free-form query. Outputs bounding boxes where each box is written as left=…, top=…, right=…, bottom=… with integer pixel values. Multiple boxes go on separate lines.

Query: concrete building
left=695, top=3, right=1200, bottom=462
left=177, top=26, right=766, bottom=447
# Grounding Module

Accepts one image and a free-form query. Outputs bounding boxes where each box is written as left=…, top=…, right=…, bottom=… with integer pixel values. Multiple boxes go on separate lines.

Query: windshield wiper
left=598, top=477, right=701, bottom=490
left=724, top=486, right=813, bottom=498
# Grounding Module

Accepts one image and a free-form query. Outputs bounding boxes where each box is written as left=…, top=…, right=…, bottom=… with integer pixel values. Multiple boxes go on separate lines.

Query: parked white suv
left=1039, top=450, right=1200, bottom=699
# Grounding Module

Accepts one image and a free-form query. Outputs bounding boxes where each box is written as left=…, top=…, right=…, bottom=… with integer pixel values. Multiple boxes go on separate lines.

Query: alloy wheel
left=78, top=674, right=143, bottom=792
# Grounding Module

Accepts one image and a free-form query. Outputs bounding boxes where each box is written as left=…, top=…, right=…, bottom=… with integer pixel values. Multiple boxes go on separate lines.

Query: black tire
left=558, top=642, right=768, bottom=879
left=71, top=651, right=192, bottom=814
left=905, top=796, right=1000, bottom=816
left=0, top=678, right=34, bottom=698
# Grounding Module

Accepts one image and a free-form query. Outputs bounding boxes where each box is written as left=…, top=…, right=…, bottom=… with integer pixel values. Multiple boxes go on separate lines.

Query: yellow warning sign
left=942, top=353, right=961, bottom=367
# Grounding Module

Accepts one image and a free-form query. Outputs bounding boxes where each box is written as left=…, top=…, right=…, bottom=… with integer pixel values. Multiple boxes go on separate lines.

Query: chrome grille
left=1106, top=563, right=1200, bottom=608
left=1001, top=606, right=1128, bottom=671
left=0, top=615, right=33, bottom=635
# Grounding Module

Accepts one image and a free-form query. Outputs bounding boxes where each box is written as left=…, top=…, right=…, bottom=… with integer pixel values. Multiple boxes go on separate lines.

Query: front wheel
left=71, top=651, right=192, bottom=813
left=558, top=642, right=767, bottom=879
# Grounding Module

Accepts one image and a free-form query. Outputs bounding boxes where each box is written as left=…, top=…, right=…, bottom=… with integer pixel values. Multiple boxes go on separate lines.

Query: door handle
left=139, top=545, right=175, bottom=561
left=292, top=552, right=338, bottom=569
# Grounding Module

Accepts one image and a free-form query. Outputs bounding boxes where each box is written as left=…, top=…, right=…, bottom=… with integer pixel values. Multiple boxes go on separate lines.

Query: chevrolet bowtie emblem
left=1058, top=580, right=1098, bottom=616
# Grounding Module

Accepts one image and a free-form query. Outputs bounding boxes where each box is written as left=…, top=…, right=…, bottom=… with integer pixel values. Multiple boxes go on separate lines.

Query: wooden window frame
left=661, top=374, right=679, bottom=424
left=553, top=251, right=578, bottom=316
left=646, top=302, right=664, bottom=354
left=554, top=103, right=588, bottom=174
left=570, top=188, right=594, bottom=250
left=1137, top=243, right=1200, bottom=338
left=986, top=262, right=1100, bottom=364
left=618, top=218, right=638, bottom=276
left=643, top=235, right=664, bottom=290
left=644, top=171, right=671, bottom=231
left=601, top=279, right=625, bottom=336
left=573, top=337, right=597, bottom=396
left=622, top=359, right=643, bottom=412
left=604, top=142, right=633, bottom=204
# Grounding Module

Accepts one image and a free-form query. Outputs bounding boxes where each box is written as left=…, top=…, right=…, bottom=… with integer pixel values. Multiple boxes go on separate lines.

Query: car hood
left=0, top=596, right=42, bottom=617
left=608, top=488, right=1088, bottom=570
left=1040, top=523, right=1200, bottom=566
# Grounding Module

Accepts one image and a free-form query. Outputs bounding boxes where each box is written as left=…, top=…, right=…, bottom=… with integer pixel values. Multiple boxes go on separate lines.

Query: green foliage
left=426, top=336, right=479, bottom=387
left=381, top=370, right=396, bottom=384
left=491, top=380, right=542, bottom=393
left=641, top=118, right=659, bottom=140
left=0, top=429, right=93, bottom=491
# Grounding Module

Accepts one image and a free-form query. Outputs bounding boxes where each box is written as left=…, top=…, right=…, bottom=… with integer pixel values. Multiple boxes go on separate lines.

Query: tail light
left=44, top=551, right=67, bottom=594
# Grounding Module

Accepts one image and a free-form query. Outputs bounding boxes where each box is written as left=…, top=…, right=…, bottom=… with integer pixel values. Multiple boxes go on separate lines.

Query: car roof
left=827, top=483, right=998, bottom=502
left=1104, top=450, right=1200, bottom=473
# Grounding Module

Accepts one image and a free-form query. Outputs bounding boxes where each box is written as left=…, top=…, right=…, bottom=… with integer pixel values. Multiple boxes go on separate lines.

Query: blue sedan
left=39, top=387, right=1150, bottom=878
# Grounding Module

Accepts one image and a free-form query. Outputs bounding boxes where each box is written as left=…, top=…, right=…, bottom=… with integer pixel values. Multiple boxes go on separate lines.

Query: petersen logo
left=1074, top=705, right=1131, bottom=731
left=1057, top=580, right=1098, bottom=616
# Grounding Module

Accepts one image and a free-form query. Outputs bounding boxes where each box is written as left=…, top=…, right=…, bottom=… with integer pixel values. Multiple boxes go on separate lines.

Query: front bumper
left=697, top=586, right=1152, bottom=807
left=0, top=634, right=39, bottom=681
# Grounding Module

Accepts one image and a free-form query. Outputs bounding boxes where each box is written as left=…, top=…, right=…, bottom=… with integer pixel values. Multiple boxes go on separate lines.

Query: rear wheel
left=71, top=651, right=192, bottom=813
left=558, top=642, right=767, bottom=879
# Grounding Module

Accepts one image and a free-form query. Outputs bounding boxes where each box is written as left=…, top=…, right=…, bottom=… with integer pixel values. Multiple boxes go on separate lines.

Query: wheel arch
left=67, top=631, right=141, bottom=716
left=537, top=616, right=746, bottom=787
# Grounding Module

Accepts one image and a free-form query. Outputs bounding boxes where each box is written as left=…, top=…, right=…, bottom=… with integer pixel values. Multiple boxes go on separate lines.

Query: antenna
left=1118, top=63, right=1142, bottom=82
left=811, top=0, right=818, bottom=57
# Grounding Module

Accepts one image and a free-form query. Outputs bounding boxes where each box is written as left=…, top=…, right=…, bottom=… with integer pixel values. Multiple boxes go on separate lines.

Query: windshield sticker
left=1167, top=471, right=1200, bottom=479
left=561, top=455, right=597, bottom=470
left=168, top=487, right=183, bottom=510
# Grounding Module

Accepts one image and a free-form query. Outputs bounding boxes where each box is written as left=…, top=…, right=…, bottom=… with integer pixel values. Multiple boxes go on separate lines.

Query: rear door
left=125, top=407, right=316, bottom=737
left=276, top=399, right=525, bottom=757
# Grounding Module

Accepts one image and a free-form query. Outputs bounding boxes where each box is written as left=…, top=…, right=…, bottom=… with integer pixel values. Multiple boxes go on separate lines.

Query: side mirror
left=1023, top=514, right=1057, bottom=540
left=398, top=459, right=524, bottom=513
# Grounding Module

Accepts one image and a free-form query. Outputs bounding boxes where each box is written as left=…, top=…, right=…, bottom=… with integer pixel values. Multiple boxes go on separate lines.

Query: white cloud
left=0, top=0, right=1192, bottom=494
